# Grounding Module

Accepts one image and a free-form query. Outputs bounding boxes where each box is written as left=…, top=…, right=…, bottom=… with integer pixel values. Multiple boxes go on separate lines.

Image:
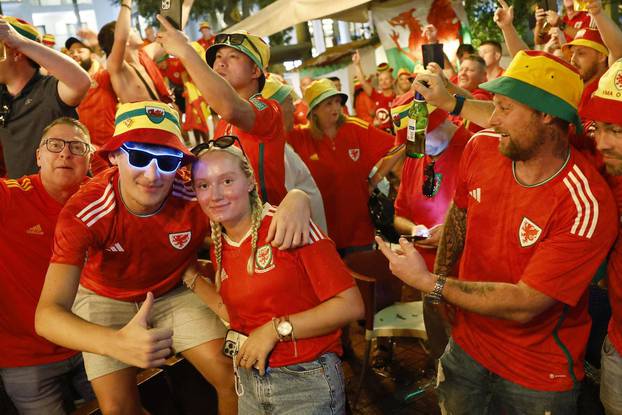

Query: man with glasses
left=0, top=117, right=94, bottom=414
left=0, top=16, right=90, bottom=178
left=377, top=51, right=618, bottom=413
left=156, top=19, right=289, bottom=206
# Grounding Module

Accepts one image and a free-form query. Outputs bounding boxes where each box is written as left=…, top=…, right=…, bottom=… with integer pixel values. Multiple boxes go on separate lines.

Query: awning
left=225, top=0, right=373, bottom=37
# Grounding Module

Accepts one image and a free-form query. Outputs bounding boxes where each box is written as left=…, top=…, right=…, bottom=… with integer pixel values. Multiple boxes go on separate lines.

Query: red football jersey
left=451, top=130, right=617, bottom=391
left=370, top=89, right=396, bottom=132
left=606, top=174, right=622, bottom=355
left=563, top=11, right=592, bottom=38
left=394, top=126, right=470, bottom=270
left=287, top=117, right=394, bottom=249
left=51, top=168, right=207, bottom=302
left=0, top=175, right=78, bottom=367
left=215, top=94, right=288, bottom=205
left=214, top=204, right=355, bottom=368
left=293, top=100, right=308, bottom=126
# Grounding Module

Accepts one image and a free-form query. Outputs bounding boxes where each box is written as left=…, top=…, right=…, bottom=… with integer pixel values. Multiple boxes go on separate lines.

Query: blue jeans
left=601, top=335, right=622, bottom=415
left=437, top=338, right=579, bottom=415
left=237, top=352, right=345, bottom=415
left=0, top=353, right=94, bottom=415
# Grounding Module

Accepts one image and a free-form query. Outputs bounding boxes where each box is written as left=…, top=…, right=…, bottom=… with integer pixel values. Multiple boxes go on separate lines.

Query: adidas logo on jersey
left=469, top=188, right=481, bottom=203
left=106, top=243, right=125, bottom=252
left=26, top=224, right=44, bottom=235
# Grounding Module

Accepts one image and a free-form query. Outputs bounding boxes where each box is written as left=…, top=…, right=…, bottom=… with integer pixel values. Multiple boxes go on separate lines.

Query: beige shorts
left=72, top=284, right=226, bottom=381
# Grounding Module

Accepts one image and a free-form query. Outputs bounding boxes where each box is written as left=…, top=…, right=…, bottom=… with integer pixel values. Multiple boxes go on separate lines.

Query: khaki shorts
left=72, top=284, right=226, bottom=381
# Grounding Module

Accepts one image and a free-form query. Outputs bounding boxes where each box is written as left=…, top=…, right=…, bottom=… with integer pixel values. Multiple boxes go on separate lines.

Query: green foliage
left=465, top=0, right=539, bottom=47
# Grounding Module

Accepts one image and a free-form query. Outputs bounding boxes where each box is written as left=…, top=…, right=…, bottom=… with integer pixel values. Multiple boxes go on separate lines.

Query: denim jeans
left=0, top=353, right=94, bottom=415
left=600, top=335, right=622, bottom=415
left=436, top=338, right=579, bottom=415
left=237, top=352, right=345, bottom=415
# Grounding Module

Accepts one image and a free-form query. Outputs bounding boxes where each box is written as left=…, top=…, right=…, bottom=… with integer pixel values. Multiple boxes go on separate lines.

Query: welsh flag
left=372, top=0, right=468, bottom=73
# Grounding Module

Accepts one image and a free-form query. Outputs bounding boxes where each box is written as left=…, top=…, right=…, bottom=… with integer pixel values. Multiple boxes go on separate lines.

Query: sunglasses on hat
left=191, top=135, right=247, bottom=159
left=120, top=143, right=183, bottom=173
left=214, top=33, right=262, bottom=62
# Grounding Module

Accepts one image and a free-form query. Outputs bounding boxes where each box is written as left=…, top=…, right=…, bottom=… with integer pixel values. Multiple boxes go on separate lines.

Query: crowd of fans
left=2, top=0, right=622, bottom=413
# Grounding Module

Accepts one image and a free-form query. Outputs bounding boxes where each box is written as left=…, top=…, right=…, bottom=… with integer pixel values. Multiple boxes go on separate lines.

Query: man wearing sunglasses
left=0, top=117, right=95, bottom=414
left=0, top=16, right=90, bottom=179
left=156, top=18, right=290, bottom=208
left=35, top=101, right=238, bottom=414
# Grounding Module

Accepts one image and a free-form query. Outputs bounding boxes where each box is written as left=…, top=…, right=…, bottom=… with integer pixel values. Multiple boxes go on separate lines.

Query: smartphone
left=223, top=329, right=248, bottom=359
left=539, top=0, right=557, bottom=11
left=422, top=43, right=444, bottom=70
left=160, top=0, right=182, bottom=30
left=400, top=234, right=427, bottom=242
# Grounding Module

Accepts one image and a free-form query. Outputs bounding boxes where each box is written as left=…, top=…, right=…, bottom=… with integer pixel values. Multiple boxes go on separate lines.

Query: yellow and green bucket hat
left=303, top=78, right=348, bottom=116
left=205, top=30, right=270, bottom=90
left=2, top=16, right=40, bottom=42
left=261, top=77, right=297, bottom=104
left=480, top=50, right=584, bottom=132
left=98, top=101, right=193, bottom=163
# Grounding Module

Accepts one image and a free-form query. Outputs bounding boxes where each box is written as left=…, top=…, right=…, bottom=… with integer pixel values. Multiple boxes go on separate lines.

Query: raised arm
left=156, top=15, right=257, bottom=131
left=352, top=50, right=374, bottom=97
left=107, top=0, right=132, bottom=74
left=588, top=0, right=622, bottom=62
left=494, top=0, right=529, bottom=58
left=0, top=18, right=90, bottom=106
left=35, top=263, right=173, bottom=368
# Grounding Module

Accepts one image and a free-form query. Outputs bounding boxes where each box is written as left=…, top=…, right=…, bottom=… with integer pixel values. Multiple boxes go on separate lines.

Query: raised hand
left=422, top=24, right=439, bottom=43
left=352, top=50, right=361, bottom=65
left=113, top=292, right=173, bottom=368
left=494, top=0, right=515, bottom=29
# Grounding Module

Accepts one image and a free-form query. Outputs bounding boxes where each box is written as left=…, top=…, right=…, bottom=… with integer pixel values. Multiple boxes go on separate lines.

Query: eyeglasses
left=120, top=144, right=183, bottom=173
left=422, top=161, right=436, bottom=198
left=191, top=135, right=247, bottom=159
left=41, top=138, right=92, bottom=156
left=214, top=33, right=262, bottom=62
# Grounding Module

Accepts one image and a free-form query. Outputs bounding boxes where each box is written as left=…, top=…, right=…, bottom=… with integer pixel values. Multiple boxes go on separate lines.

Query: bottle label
left=406, top=119, right=417, bottom=142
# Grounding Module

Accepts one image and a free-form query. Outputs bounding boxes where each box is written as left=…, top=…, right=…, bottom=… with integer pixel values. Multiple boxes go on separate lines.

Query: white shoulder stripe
left=77, top=183, right=113, bottom=219
left=572, top=165, right=599, bottom=238
left=79, top=191, right=115, bottom=223
left=563, top=164, right=599, bottom=239
left=86, top=201, right=116, bottom=227
left=308, top=220, right=325, bottom=242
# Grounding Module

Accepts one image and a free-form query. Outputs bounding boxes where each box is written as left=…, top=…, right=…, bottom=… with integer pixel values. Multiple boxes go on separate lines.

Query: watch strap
left=450, top=94, right=465, bottom=116
left=424, top=274, right=447, bottom=304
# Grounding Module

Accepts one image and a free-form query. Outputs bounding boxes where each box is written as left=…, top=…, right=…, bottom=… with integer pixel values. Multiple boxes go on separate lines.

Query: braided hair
left=194, top=145, right=264, bottom=291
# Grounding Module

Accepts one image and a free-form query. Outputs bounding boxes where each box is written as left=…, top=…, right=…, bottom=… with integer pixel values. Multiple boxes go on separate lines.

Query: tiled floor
left=343, top=321, right=440, bottom=415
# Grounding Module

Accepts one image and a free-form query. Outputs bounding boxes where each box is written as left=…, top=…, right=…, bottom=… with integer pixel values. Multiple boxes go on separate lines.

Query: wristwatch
left=424, top=274, right=447, bottom=304
left=273, top=316, right=293, bottom=341
left=450, top=94, right=465, bottom=116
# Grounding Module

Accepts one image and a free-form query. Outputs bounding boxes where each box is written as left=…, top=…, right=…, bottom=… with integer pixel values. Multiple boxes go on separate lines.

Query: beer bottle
left=406, top=92, right=428, bottom=158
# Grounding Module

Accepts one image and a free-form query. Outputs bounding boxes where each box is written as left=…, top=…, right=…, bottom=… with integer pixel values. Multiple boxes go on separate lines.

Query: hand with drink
left=410, top=71, right=454, bottom=114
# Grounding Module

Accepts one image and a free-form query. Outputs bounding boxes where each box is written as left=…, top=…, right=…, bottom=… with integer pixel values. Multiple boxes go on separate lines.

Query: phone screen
left=422, top=43, right=444, bottom=70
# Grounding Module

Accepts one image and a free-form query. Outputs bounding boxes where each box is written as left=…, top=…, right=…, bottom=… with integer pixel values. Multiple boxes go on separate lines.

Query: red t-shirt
left=451, top=131, right=617, bottom=391
left=450, top=88, right=492, bottom=133
left=77, top=69, right=117, bottom=175
left=606, top=174, right=622, bottom=355
left=293, top=100, right=308, bottom=126
left=394, top=126, right=470, bottom=270
left=563, top=11, right=592, bottom=38
left=215, top=94, right=288, bottom=205
left=0, top=175, right=78, bottom=367
left=287, top=117, right=394, bottom=249
left=138, top=49, right=173, bottom=104
left=197, top=37, right=215, bottom=50
left=214, top=204, right=355, bottom=367
left=51, top=168, right=207, bottom=302
left=370, top=89, right=396, bottom=132
left=354, top=90, right=375, bottom=124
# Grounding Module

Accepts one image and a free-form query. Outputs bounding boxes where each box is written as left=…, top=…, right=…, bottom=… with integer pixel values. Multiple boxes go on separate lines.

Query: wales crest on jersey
left=255, top=244, right=275, bottom=273
left=518, top=217, right=542, bottom=248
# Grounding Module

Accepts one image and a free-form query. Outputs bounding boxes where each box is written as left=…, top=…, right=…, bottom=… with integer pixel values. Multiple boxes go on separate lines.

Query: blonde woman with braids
left=186, top=137, right=364, bottom=415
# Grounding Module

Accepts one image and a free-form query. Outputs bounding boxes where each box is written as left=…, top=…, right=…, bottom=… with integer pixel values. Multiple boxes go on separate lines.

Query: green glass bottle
left=406, top=92, right=428, bottom=158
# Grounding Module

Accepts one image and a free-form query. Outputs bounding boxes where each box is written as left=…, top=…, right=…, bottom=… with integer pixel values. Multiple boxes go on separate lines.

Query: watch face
left=277, top=320, right=293, bottom=336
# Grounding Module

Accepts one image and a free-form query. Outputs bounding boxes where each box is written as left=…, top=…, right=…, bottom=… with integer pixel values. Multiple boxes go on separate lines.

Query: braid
left=246, top=189, right=265, bottom=275
left=210, top=220, right=224, bottom=291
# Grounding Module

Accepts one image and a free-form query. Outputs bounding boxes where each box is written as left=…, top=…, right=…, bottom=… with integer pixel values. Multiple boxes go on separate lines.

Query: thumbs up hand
left=113, top=292, right=174, bottom=368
